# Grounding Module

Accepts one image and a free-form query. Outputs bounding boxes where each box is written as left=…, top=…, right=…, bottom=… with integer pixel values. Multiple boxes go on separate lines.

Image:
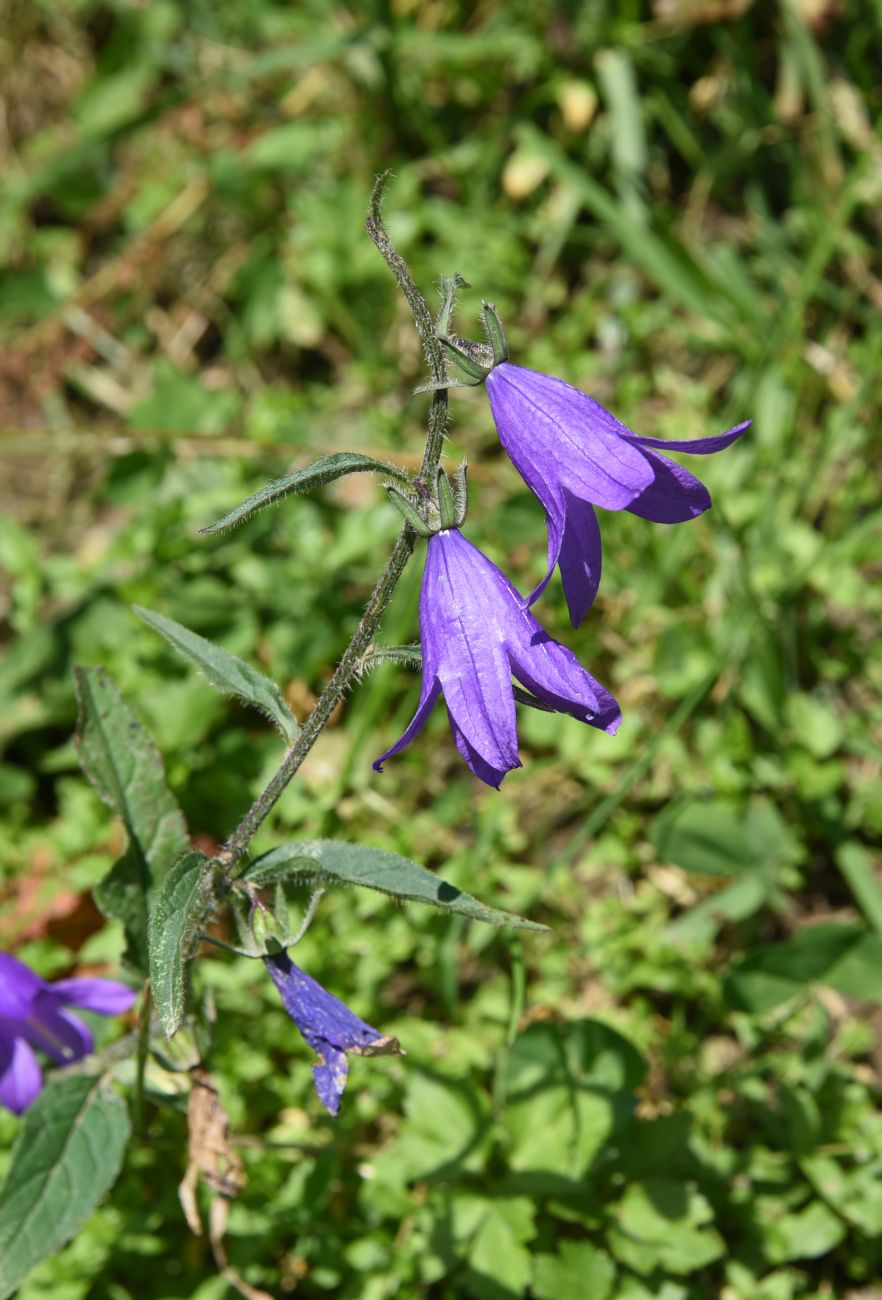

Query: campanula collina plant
left=1, top=175, right=746, bottom=1295
left=0, top=952, right=135, bottom=1114
left=433, top=303, right=750, bottom=626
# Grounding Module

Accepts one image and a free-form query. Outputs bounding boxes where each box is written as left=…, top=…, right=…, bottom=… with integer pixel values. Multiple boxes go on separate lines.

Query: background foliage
left=2, top=0, right=882, bottom=1296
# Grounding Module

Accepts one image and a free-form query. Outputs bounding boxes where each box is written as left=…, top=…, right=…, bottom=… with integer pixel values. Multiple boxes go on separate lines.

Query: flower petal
left=555, top=491, right=602, bottom=628
left=264, top=952, right=395, bottom=1116
left=623, top=447, right=713, bottom=523
left=487, top=364, right=655, bottom=511
left=628, top=419, right=750, bottom=455
left=373, top=676, right=442, bottom=771
left=509, top=628, right=622, bottom=735
left=0, top=953, right=45, bottom=1018
left=265, top=954, right=382, bottom=1054
left=448, top=714, right=519, bottom=788
left=24, top=999, right=94, bottom=1065
left=429, top=532, right=521, bottom=776
left=312, top=1051, right=348, bottom=1117
left=52, top=977, right=137, bottom=1015
left=0, top=1033, right=43, bottom=1115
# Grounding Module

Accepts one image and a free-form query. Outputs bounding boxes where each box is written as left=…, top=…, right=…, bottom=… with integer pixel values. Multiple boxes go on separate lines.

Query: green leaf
left=466, top=1199, right=534, bottom=1299
left=134, top=605, right=299, bottom=741
left=724, top=924, right=882, bottom=1013
left=199, top=452, right=410, bottom=535
left=836, top=842, right=882, bottom=937
left=763, top=1199, right=846, bottom=1264
left=608, top=1179, right=724, bottom=1276
left=0, top=1075, right=131, bottom=1299
left=503, top=1020, right=645, bottom=1177
left=533, top=1242, right=616, bottom=1300
left=242, top=840, right=549, bottom=931
left=148, top=851, right=216, bottom=1038
left=75, top=667, right=188, bottom=971
left=651, top=798, right=792, bottom=876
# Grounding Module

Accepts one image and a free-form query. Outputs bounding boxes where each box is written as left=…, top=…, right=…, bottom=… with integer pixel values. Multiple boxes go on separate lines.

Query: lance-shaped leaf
left=134, top=605, right=298, bottom=741
left=0, top=1075, right=131, bottom=1300
left=200, top=452, right=411, bottom=535
left=75, top=667, right=189, bottom=971
left=148, top=851, right=216, bottom=1039
left=243, top=840, right=549, bottom=932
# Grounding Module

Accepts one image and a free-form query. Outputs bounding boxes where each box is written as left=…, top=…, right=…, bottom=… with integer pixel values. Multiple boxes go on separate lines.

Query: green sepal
left=450, top=461, right=469, bottom=526
left=436, top=468, right=458, bottom=530
left=360, top=644, right=423, bottom=673
left=436, top=272, right=469, bottom=336
left=482, top=301, right=509, bottom=365
left=439, top=335, right=491, bottom=382
left=386, top=486, right=433, bottom=537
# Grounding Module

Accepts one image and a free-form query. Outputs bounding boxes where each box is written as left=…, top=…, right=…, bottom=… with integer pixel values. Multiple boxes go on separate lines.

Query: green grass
left=1, top=1, right=882, bottom=1297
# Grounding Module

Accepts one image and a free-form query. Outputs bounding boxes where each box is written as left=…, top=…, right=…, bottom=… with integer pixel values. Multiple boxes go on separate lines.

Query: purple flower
left=373, top=527, right=621, bottom=788
left=0, top=952, right=136, bottom=1115
left=484, top=362, right=749, bottom=626
left=264, top=951, right=401, bottom=1116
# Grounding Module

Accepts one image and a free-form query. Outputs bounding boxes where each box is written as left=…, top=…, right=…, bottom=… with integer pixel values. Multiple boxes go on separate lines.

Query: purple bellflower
left=484, top=362, right=749, bottom=626
left=0, top=952, right=136, bottom=1115
left=373, top=526, right=621, bottom=788
left=264, top=951, right=401, bottom=1116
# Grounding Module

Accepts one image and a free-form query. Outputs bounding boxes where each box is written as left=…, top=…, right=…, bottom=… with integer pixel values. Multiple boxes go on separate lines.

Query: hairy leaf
left=148, top=851, right=216, bottom=1038
left=134, top=606, right=298, bottom=741
left=0, top=1075, right=130, bottom=1299
left=243, top=840, right=548, bottom=931
left=75, top=667, right=188, bottom=970
left=199, top=452, right=410, bottom=534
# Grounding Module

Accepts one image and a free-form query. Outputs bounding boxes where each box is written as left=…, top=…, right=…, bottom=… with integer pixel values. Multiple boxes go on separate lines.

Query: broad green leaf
left=763, top=1199, right=846, bottom=1265
left=0, top=1075, right=131, bottom=1300
left=148, top=851, right=216, bottom=1038
left=374, top=1073, right=493, bottom=1183
left=75, top=667, right=188, bottom=971
left=134, top=605, right=298, bottom=741
left=503, top=1021, right=645, bottom=1177
left=242, top=840, right=549, bottom=931
left=608, top=1179, right=724, bottom=1276
left=199, top=452, right=410, bottom=534
left=724, top=924, right=882, bottom=1013
left=533, top=1242, right=616, bottom=1300
left=466, top=1199, right=535, bottom=1298
left=651, top=798, right=792, bottom=877
left=836, top=842, right=882, bottom=937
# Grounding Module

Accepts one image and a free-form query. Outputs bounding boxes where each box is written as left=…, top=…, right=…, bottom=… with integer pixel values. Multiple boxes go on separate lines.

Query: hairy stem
left=215, top=174, right=448, bottom=875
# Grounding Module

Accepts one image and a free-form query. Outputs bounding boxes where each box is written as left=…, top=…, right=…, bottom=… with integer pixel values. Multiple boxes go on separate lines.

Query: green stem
left=215, top=174, right=448, bottom=877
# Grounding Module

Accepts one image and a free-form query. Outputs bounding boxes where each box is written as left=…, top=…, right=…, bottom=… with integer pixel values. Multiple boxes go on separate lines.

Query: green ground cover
left=1, top=1, right=881, bottom=1296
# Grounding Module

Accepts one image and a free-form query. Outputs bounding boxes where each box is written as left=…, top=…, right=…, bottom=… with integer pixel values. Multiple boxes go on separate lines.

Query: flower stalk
left=214, top=173, right=449, bottom=877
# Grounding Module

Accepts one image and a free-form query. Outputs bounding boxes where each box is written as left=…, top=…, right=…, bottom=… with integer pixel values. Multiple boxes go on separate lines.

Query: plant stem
left=216, top=174, right=448, bottom=875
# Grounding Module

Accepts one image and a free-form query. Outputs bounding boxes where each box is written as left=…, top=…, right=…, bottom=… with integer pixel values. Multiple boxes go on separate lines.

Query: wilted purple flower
left=264, top=951, right=401, bottom=1116
left=0, top=952, right=136, bottom=1115
left=373, top=527, right=620, bottom=788
left=485, top=362, right=749, bottom=626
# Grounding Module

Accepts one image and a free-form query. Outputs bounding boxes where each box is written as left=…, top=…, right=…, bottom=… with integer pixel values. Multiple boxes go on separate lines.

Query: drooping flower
left=484, top=361, right=749, bottom=626
left=373, top=526, right=621, bottom=788
left=264, top=951, right=401, bottom=1116
left=0, top=952, right=136, bottom=1115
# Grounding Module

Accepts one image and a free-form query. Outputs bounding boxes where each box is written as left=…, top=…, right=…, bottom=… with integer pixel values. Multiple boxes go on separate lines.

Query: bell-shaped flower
left=484, top=361, right=749, bottom=626
left=373, top=526, right=621, bottom=788
left=264, top=951, right=401, bottom=1116
left=0, top=952, right=136, bottom=1114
